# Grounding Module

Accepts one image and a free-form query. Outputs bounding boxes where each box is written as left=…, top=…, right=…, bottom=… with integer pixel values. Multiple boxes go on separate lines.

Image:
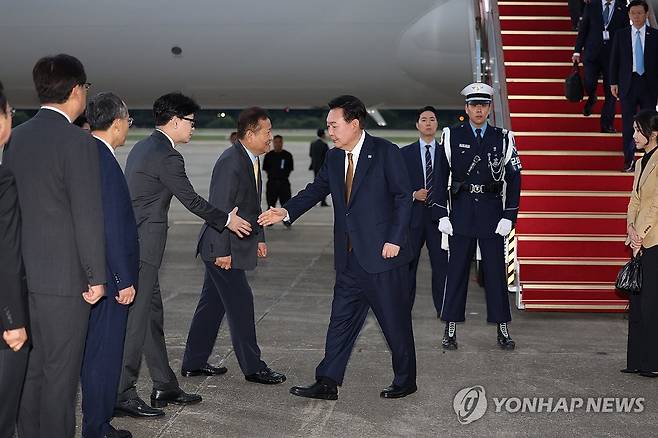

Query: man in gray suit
left=115, top=93, right=252, bottom=417
left=181, top=107, right=286, bottom=385
left=2, top=54, right=107, bottom=437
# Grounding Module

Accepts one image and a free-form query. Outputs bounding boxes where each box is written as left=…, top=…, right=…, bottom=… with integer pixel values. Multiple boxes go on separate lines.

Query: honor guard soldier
left=431, top=82, right=522, bottom=350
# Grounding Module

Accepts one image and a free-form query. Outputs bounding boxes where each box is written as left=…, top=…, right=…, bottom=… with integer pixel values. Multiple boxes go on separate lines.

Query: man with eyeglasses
left=80, top=92, right=137, bottom=438
left=2, top=54, right=106, bottom=438
left=432, top=82, right=522, bottom=351
left=116, top=93, right=253, bottom=418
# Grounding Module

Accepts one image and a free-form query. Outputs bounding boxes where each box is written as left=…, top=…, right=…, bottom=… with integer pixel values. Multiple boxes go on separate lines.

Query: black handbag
left=565, top=62, right=584, bottom=102
left=615, top=253, right=642, bottom=295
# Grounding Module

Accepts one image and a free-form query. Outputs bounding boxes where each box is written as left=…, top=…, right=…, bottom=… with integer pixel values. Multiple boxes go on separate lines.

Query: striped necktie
left=425, top=144, right=433, bottom=204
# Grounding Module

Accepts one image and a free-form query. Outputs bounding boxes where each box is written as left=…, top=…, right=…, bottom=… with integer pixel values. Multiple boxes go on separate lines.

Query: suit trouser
left=117, top=262, right=178, bottom=402
left=440, top=234, right=511, bottom=323
left=316, top=251, right=416, bottom=387
left=18, top=293, right=90, bottom=438
left=182, top=262, right=266, bottom=375
left=81, top=290, right=129, bottom=438
left=583, top=48, right=615, bottom=129
left=627, top=245, right=658, bottom=371
left=621, top=74, right=657, bottom=165
left=0, top=346, right=28, bottom=438
left=266, top=178, right=291, bottom=208
left=408, top=209, right=448, bottom=315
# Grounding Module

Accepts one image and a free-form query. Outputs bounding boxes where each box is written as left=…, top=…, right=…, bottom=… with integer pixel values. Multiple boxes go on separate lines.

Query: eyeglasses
left=82, top=82, right=92, bottom=90
left=180, top=116, right=196, bottom=128
left=9, top=108, right=16, bottom=118
left=127, top=117, right=134, bottom=128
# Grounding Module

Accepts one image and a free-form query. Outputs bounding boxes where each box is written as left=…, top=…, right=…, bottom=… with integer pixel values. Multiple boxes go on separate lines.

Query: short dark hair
left=73, top=115, right=88, bottom=128
left=316, top=128, right=325, bottom=137
left=417, top=105, right=438, bottom=121
left=327, top=95, right=366, bottom=128
left=0, top=81, right=7, bottom=115
left=32, top=54, right=87, bottom=104
left=237, top=107, right=270, bottom=139
left=86, top=92, right=128, bottom=131
left=628, top=0, right=649, bottom=12
left=634, top=109, right=658, bottom=143
left=153, top=92, right=201, bottom=126
left=273, top=134, right=283, bottom=141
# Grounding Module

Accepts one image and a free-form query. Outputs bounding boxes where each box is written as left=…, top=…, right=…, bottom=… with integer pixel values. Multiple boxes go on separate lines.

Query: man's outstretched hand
left=227, top=206, right=252, bottom=237
left=258, top=207, right=288, bottom=226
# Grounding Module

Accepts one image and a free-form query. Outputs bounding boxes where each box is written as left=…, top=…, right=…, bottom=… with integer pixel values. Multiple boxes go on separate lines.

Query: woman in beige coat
left=624, top=109, right=658, bottom=378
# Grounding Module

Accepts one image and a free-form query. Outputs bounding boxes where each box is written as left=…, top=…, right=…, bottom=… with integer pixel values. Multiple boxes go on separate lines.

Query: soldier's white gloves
left=438, top=217, right=454, bottom=236
left=495, top=218, right=513, bottom=237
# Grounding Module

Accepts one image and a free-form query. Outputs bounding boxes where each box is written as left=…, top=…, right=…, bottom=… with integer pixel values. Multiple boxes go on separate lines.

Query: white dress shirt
left=344, top=130, right=366, bottom=178
left=155, top=128, right=176, bottom=147
left=92, top=135, right=116, bottom=158
left=632, top=24, right=647, bottom=73
left=40, top=106, right=72, bottom=123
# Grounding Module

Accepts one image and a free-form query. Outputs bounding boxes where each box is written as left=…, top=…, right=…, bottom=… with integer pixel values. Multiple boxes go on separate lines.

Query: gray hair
left=86, top=92, right=128, bottom=131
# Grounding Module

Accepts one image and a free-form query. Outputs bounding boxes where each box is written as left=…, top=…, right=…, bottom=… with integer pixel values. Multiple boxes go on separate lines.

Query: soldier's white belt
left=468, top=183, right=502, bottom=194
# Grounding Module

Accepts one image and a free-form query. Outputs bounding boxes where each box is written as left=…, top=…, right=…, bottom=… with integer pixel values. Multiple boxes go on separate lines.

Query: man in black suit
left=182, top=107, right=286, bottom=385
left=0, top=82, right=29, bottom=438
left=401, top=106, right=447, bottom=313
left=309, top=129, right=329, bottom=206
left=263, top=134, right=294, bottom=209
left=81, top=93, right=138, bottom=438
left=116, top=93, right=252, bottom=417
left=610, top=0, right=658, bottom=171
left=2, top=54, right=107, bottom=438
left=259, top=95, right=417, bottom=400
left=573, top=0, right=628, bottom=131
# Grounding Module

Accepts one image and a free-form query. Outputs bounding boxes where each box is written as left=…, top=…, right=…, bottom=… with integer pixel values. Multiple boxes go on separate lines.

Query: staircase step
left=505, top=61, right=573, bottom=78
left=507, top=79, right=606, bottom=97
left=516, top=212, right=627, bottom=234
left=502, top=31, right=576, bottom=46
left=522, top=170, right=633, bottom=191
left=520, top=191, right=629, bottom=212
left=521, top=150, right=624, bottom=171
left=518, top=235, right=628, bottom=258
left=499, top=3, right=570, bottom=17
left=500, top=16, right=573, bottom=31
left=521, top=282, right=628, bottom=312
left=514, top=132, right=621, bottom=151
left=511, top=114, right=622, bottom=132
left=509, top=97, right=620, bottom=114
left=504, top=46, right=574, bottom=62
left=519, top=258, right=626, bottom=282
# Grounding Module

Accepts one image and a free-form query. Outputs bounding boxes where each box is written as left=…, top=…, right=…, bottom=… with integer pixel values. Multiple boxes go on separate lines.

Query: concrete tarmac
left=75, top=131, right=656, bottom=437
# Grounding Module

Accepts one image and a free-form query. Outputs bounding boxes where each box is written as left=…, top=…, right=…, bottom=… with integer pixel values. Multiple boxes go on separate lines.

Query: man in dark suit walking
left=81, top=93, right=138, bottom=438
left=182, top=107, right=286, bottom=385
left=116, top=93, right=253, bottom=417
left=401, top=106, right=448, bottom=314
left=309, top=129, right=329, bottom=206
left=572, top=0, right=628, bottom=131
left=0, top=82, right=29, bottom=438
left=259, top=95, right=417, bottom=400
left=2, top=54, right=107, bottom=438
left=610, top=0, right=658, bottom=171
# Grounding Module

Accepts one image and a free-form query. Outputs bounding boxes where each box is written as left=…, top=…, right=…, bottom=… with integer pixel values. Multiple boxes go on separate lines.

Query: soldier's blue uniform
left=432, top=122, right=522, bottom=323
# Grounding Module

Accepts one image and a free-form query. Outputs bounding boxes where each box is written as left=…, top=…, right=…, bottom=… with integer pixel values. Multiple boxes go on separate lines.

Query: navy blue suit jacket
left=401, top=140, right=437, bottom=229
left=96, top=139, right=139, bottom=293
left=610, top=26, right=658, bottom=99
left=284, top=132, right=413, bottom=274
left=574, top=0, right=627, bottom=61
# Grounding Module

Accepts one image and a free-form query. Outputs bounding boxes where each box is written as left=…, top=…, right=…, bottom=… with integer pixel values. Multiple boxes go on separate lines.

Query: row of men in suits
left=573, top=0, right=658, bottom=171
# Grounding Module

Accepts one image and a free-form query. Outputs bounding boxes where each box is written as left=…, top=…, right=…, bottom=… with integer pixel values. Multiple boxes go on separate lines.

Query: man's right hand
left=611, top=85, right=619, bottom=99
left=227, top=207, right=252, bottom=238
left=572, top=53, right=580, bottom=64
left=413, top=188, right=428, bottom=202
left=3, top=327, right=27, bottom=352
left=82, top=284, right=105, bottom=305
left=438, top=217, right=454, bottom=236
left=215, top=255, right=232, bottom=270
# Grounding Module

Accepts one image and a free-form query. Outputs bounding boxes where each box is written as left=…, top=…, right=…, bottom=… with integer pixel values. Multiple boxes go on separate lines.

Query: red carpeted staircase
left=499, top=0, right=633, bottom=311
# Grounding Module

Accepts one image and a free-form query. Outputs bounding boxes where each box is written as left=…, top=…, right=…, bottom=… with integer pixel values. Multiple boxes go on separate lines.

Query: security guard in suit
left=431, top=83, right=522, bottom=350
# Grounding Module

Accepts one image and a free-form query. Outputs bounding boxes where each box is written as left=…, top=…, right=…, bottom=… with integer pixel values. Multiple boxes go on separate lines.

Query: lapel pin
left=368, top=155, right=372, bottom=159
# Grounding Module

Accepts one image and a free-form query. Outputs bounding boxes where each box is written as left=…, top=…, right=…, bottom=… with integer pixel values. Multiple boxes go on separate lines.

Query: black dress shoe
left=104, top=425, right=132, bottom=438
left=380, top=384, right=417, bottom=399
left=583, top=95, right=597, bottom=116
left=600, top=125, right=617, bottom=133
left=245, top=367, right=286, bottom=384
left=620, top=368, right=640, bottom=374
left=442, top=322, right=458, bottom=350
left=150, top=388, right=202, bottom=408
left=114, top=397, right=165, bottom=418
left=497, top=323, right=516, bottom=350
left=290, top=381, right=338, bottom=400
left=639, top=371, right=658, bottom=378
left=181, top=363, right=228, bottom=377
